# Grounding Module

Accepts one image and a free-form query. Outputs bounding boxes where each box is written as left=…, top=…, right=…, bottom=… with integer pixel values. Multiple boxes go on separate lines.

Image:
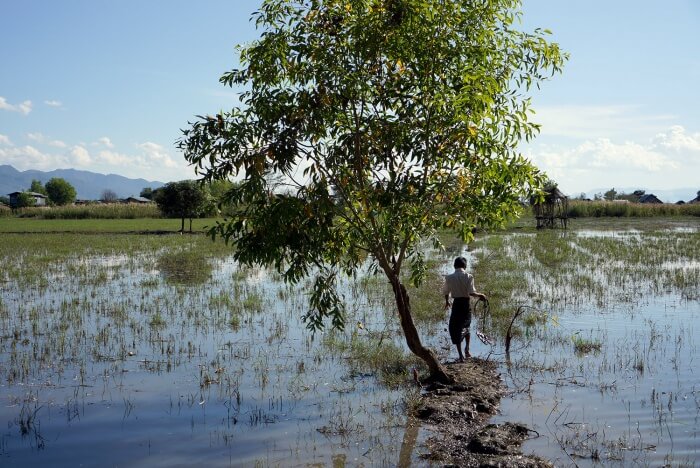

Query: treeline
left=567, top=200, right=700, bottom=218
left=0, top=179, right=239, bottom=224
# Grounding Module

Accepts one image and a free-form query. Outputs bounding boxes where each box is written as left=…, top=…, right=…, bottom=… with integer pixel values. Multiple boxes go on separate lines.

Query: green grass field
left=0, top=217, right=219, bottom=233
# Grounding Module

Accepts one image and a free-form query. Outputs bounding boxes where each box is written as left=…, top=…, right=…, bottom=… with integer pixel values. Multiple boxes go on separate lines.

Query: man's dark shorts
left=448, top=297, right=471, bottom=345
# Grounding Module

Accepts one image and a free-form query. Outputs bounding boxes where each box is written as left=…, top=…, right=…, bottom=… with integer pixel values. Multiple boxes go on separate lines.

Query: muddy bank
left=416, top=359, right=551, bottom=467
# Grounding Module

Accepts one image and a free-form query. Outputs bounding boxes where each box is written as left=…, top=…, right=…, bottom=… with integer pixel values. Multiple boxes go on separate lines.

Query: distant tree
left=617, top=189, right=645, bottom=203
left=576, top=193, right=588, bottom=200
left=153, top=180, right=209, bottom=232
left=101, top=189, right=119, bottom=203
left=542, top=178, right=558, bottom=190
left=140, top=187, right=154, bottom=200
left=0, top=195, right=10, bottom=206
left=603, top=188, right=617, bottom=201
left=206, top=179, right=237, bottom=215
left=45, top=178, right=77, bottom=206
left=15, top=192, right=37, bottom=208
left=30, top=179, right=47, bottom=195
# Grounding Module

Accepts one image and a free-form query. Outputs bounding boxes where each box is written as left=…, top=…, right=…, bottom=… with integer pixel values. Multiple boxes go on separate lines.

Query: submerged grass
left=465, top=218, right=700, bottom=465
left=322, top=330, right=420, bottom=388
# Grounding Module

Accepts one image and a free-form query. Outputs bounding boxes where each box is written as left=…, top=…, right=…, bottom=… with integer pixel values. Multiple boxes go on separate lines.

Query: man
left=443, top=256, right=488, bottom=362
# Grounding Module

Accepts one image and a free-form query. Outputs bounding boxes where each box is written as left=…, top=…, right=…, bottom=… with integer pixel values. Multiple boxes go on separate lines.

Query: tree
left=603, top=188, right=617, bottom=201
left=179, top=0, right=565, bottom=382
left=15, top=192, right=36, bottom=208
left=617, top=189, right=645, bottom=203
left=101, top=189, right=119, bottom=203
left=207, top=179, right=238, bottom=215
left=153, top=180, right=209, bottom=232
left=30, top=179, right=47, bottom=195
left=140, top=187, right=154, bottom=200
left=45, top=178, right=77, bottom=205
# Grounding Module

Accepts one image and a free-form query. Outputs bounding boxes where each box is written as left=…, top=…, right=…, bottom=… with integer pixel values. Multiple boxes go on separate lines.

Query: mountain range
left=2, top=164, right=697, bottom=204
left=0, top=165, right=165, bottom=200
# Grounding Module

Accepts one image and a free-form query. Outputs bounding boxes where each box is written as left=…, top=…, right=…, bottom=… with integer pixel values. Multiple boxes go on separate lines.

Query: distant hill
left=0, top=165, right=165, bottom=200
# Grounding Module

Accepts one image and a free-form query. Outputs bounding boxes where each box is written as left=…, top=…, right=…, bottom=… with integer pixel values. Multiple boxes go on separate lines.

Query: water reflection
left=473, top=225, right=700, bottom=466
left=0, top=237, right=430, bottom=466
left=157, top=250, right=212, bottom=285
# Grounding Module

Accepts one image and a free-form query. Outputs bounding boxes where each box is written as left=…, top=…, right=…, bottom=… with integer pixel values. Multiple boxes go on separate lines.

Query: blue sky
left=1, top=1, right=699, bottom=197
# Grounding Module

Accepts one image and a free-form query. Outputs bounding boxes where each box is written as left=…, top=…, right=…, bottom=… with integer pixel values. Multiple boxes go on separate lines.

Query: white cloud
left=95, top=137, right=114, bottom=148
left=138, top=142, right=179, bottom=169
left=527, top=126, right=700, bottom=194
left=0, top=136, right=194, bottom=182
left=26, top=132, right=67, bottom=148
left=0, top=96, right=32, bottom=115
left=44, top=100, right=63, bottom=108
left=0, top=145, right=54, bottom=170
left=69, top=146, right=92, bottom=166
left=95, top=149, right=133, bottom=166
left=533, top=105, right=676, bottom=140
left=652, top=125, right=700, bottom=153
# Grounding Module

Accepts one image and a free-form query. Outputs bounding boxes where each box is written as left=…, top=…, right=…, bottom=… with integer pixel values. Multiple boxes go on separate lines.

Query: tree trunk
left=180, top=216, right=185, bottom=233
left=389, top=275, right=453, bottom=384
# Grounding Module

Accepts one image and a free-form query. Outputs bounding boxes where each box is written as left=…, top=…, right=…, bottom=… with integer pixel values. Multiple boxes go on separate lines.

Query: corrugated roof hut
left=532, top=186, right=569, bottom=229
left=638, top=194, right=663, bottom=204
left=7, top=191, right=48, bottom=208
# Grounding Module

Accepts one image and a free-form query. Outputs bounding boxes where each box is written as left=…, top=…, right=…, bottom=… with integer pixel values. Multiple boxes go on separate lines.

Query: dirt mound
left=417, top=359, right=551, bottom=467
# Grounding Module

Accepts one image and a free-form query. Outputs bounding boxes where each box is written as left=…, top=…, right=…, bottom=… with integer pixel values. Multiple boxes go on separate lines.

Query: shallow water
left=0, top=237, right=434, bottom=466
left=478, top=225, right=700, bottom=466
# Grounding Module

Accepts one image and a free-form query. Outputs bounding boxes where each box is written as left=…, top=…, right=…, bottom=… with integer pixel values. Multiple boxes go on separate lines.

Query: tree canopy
left=45, top=178, right=77, bottom=205
left=140, top=187, right=154, bottom=200
left=179, top=0, right=565, bottom=381
left=153, top=180, right=209, bottom=232
left=30, top=179, right=47, bottom=195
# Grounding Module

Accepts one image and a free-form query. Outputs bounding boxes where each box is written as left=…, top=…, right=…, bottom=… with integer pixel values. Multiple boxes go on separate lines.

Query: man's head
left=453, top=256, right=467, bottom=269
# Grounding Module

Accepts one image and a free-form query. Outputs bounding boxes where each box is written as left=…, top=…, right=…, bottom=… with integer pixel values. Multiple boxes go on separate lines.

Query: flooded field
left=0, top=233, right=446, bottom=466
left=471, top=218, right=700, bottom=466
left=1, top=218, right=699, bottom=466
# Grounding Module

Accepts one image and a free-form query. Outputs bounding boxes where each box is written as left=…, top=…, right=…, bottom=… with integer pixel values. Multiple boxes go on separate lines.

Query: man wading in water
left=443, top=256, right=488, bottom=362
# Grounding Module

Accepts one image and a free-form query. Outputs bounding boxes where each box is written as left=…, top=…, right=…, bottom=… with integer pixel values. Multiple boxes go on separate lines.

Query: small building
left=124, top=196, right=153, bottom=204
left=638, top=194, right=663, bottom=204
left=7, top=191, right=48, bottom=208
left=532, top=186, right=569, bottom=229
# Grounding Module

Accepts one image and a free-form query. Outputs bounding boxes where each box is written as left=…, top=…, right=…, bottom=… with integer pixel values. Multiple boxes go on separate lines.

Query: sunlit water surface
left=0, top=243, right=438, bottom=467
left=479, top=226, right=700, bottom=466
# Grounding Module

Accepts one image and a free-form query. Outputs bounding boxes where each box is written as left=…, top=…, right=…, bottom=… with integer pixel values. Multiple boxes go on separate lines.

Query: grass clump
left=323, top=331, right=419, bottom=387
left=572, top=334, right=602, bottom=354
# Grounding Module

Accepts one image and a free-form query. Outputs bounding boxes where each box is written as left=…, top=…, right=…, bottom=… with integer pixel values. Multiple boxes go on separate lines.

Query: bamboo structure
left=532, top=186, right=569, bottom=229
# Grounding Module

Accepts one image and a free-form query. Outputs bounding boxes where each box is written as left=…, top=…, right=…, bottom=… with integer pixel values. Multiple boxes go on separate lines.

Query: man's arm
left=470, top=292, right=487, bottom=301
